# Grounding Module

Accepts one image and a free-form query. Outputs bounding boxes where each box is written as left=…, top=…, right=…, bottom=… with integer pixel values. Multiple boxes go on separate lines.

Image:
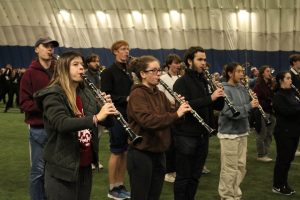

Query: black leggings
left=127, top=148, right=166, bottom=200
left=273, top=134, right=299, bottom=187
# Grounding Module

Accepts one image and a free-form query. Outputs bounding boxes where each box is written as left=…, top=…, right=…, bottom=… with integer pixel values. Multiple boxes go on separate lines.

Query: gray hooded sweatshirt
left=218, top=82, right=252, bottom=135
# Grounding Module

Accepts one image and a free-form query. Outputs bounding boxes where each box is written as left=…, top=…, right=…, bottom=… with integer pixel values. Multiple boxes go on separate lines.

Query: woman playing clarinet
left=127, top=56, right=191, bottom=200
left=272, top=71, right=300, bottom=195
left=218, top=62, right=259, bottom=200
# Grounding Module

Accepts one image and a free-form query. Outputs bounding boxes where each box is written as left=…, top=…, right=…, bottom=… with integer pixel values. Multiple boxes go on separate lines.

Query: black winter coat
left=173, top=69, right=224, bottom=137
left=273, top=88, right=300, bottom=137
left=100, top=62, right=133, bottom=117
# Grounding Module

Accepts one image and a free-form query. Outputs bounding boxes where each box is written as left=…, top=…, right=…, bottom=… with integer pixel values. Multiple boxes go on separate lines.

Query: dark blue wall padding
left=0, top=46, right=299, bottom=74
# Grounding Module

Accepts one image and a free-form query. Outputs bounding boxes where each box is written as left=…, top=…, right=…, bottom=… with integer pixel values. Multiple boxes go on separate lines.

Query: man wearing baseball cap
left=20, top=36, right=59, bottom=200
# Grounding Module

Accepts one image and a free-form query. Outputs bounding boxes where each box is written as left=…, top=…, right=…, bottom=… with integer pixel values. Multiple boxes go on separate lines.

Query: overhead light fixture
left=132, top=10, right=142, bottom=22
left=96, top=11, right=106, bottom=19
left=170, top=10, right=180, bottom=18
left=238, top=10, right=249, bottom=21
left=59, top=9, right=71, bottom=21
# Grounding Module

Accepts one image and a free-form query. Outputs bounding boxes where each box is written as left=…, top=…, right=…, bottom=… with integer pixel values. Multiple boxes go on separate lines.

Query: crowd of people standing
left=1, top=36, right=300, bottom=200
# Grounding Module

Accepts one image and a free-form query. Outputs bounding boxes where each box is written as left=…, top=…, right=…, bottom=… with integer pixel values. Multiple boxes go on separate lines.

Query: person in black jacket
left=272, top=71, right=300, bottom=196
left=172, top=46, right=225, bottom=200
left=101, top=40, right=133, bottom=199
left=34, top=51, right=117, bottom=200
left=289, top=54, right=300, bottom=157
left=85, top=53, right=105, bottom=170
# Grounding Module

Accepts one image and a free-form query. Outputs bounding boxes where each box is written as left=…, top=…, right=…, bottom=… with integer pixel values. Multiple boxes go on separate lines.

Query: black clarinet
left=159, top=79, right=217, bottom=136
left=81, top=74, right=142, bottom=145
left=203, top=69, right=240, bottom=117
left=291, top=84, right=300, bottom=102
left=241, top=77, right=272, bottom=126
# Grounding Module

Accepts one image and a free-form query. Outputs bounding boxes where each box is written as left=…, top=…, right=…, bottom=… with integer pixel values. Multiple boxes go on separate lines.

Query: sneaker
left=286, top=185, right=296, bottom=194
left=118, top=185, right=131, bottom=198
left=98, top=162, right=104, bottom=169
left=164, top=173, right=175, bottom=183
left=202, top=166, right=211, bottom=174
left=91, top=163, right=96, bottom=170
left=107, top=187, right=128, bottom=200
left=257, top=156, right=273, bottom=162
left=295, top=150, right=300, bottom=157
left=91, top=162, right=104, bottom=170
left=272, top=186, right=293, bottom=195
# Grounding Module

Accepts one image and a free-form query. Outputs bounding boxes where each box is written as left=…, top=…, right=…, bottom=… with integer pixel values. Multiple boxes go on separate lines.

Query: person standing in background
left=85, top=53, right=102, bottom=89
left=101, top=40, right=132, bottom=199
left=289, top=54, right=300, bottom=157
left=4, top=68, right=21, bottom=113
left=85, top=53, right=105, bottom=170
left=253, top=65, right=276, bottom=162
left=0, top=64, right=12, bottom=105
left=19, top=36, right=59, bottom=200
left=158, top=54, right=181, bottom=183
left=248, top=66, right=259, bottom=89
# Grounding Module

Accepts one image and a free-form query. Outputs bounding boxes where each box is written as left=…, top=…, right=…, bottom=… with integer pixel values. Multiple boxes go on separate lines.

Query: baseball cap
left=34, top=37, right=59, bottom=48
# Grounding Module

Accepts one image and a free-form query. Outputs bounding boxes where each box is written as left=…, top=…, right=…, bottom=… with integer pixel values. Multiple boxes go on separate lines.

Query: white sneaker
left=91, top=162, right=104, bottom=170
left=98, top=162, right=104, bottom=169
left=91, top=163, right=96, bottom=170
left=257, top=156, right=273, bottom=162
left=295, top=150, right=300, bottom=157
left=164, top=173, right=175, bottom=183
left=202, top=166, right=211, bottom=174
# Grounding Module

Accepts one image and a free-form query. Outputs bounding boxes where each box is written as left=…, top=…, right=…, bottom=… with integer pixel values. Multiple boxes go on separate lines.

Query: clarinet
left=291, top=84, right=300, bottom=102
left=81, top=74, right=142, bottom=145
left=159, top=80, right=217, bottom=136
left=241, top=77, right=272, bottom=126
left=203, top=69, right=240, bottom=117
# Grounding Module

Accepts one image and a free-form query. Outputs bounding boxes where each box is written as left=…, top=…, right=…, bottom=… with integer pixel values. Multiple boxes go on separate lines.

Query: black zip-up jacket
left=273, top=88, right=300, bottom=137
left=290, top=68, right=300, bottom=89
left=34, top=84, right=112, bottom=182
left=173, top=68, right=224, bottom=137
left=101, top=62, right=133, bottom=117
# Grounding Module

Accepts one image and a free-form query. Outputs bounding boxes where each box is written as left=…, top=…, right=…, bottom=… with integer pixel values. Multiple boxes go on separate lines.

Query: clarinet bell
left=265, top=119, right=272, bottom=126
left=209, top=129, right=218, bottom=137
left=131, top=135, right=143, bottom=146
left=232, top=110, right=240, bottom=118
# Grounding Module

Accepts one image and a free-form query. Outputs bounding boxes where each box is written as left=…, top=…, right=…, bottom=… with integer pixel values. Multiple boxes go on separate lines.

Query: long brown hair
left=49, top=51, right=84, bottom=115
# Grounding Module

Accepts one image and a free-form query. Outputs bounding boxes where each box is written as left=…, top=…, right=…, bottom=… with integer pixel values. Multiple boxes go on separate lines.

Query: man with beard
left=172, top=46, right=224, bottom=200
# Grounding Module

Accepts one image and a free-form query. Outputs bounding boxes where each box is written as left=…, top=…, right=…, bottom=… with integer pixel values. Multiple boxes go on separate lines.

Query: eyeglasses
left=144, top=68, right=162, bottom=74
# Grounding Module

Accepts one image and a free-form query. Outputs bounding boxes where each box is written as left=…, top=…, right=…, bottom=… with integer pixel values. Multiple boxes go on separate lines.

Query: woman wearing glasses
left=127, top=56, right=191, bottom=200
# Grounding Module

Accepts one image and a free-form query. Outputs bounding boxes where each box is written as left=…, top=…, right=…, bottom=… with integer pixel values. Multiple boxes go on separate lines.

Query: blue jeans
left=29, top=127, right=48, bottom=200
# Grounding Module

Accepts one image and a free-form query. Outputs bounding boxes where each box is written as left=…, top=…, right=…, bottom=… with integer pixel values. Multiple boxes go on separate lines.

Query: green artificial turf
left=0, top=104, right=299, bottom=200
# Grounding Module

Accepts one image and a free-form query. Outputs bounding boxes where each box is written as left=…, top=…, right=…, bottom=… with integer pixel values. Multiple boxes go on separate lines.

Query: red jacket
left=19, top=60, right=53, bottom=126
